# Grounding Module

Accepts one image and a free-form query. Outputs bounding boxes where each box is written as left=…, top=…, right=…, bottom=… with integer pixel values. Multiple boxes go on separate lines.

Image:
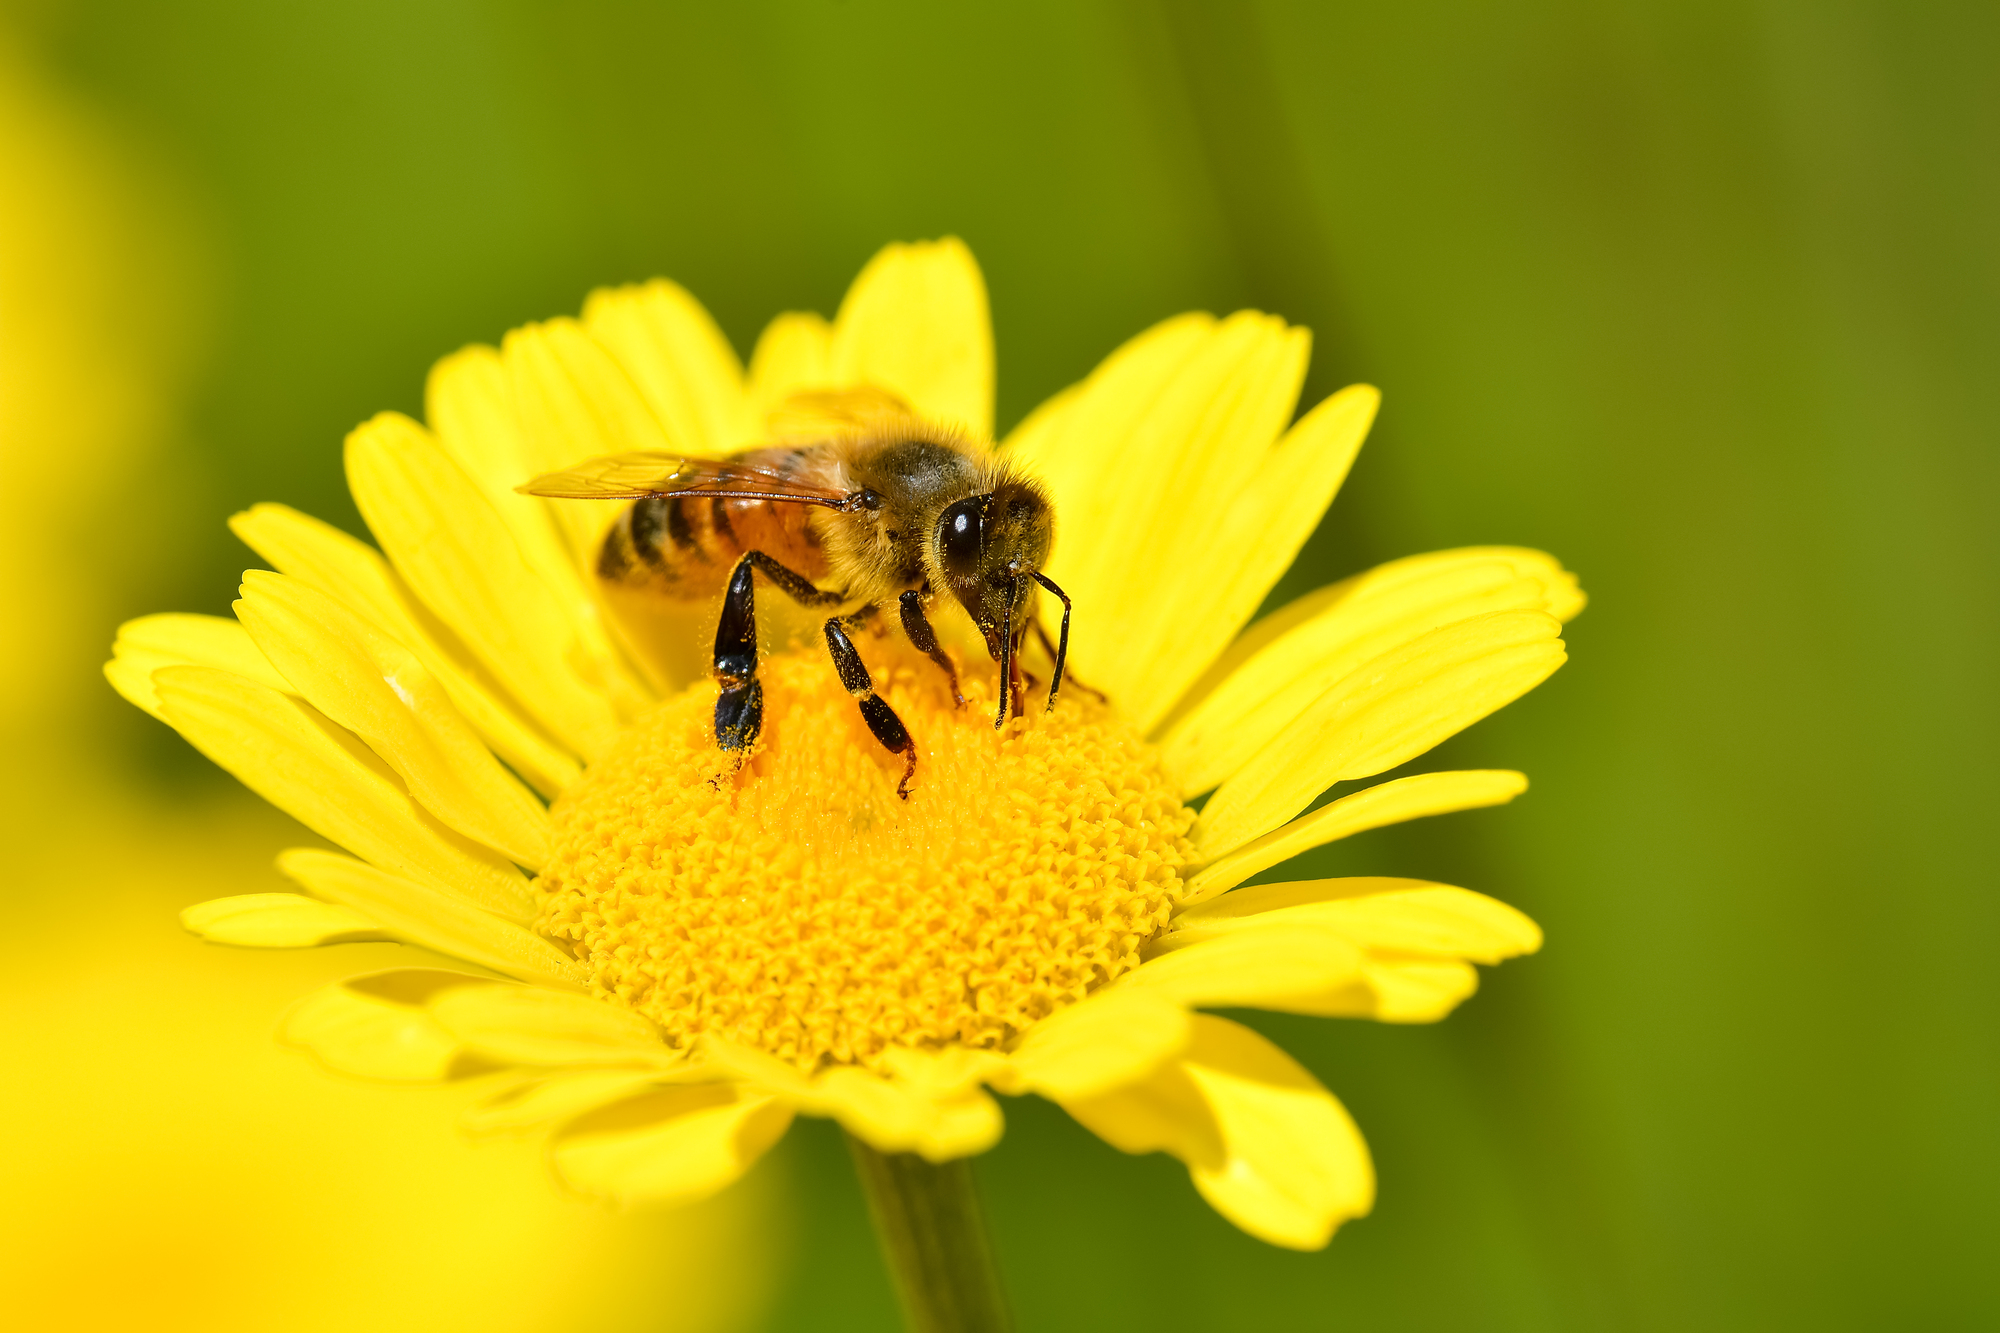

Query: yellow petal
left=426, top=982, right=671, bottom=1068
left=1060, top=1048, right=1213, bottom=1160
left=237, top=572, right=550, bottom=868
left=810, top=1065, right=1004, bottom=1163
left=105, top=612, right=293, bottom=721
left=1355, top=959, right=1482, bottom=1023
left=1002, top=370, right=1075, bottom=443
left=502, top=317, right=673, bottom=559
left=1177, top=874, right=1427, bottom=915
left=1181, top=1020, right=1375, bottom=1248
left=1252, top=957, right=1484, bottom=1023
left=345, top=411, right=624, bottom=760
left=279, top=969, right=485, bottom=1082
left=551, top=1085, right=794, bottom=1206
left=999, top=988, right=1192, bottom=1101
left=701, top=1039, right=1005, bottom=1163
left=1003, top=312, right=1207, bottom=542
left=426, top=346, right=654, bottom=709
left=828, top=238, right=993, bottom=436
left=744, top=311, right=834, bottom=430
left=427, top=344, right=551, bottom=523
left=907, top=1090, right=1007, bottom=1162
left=230, top=502, right=581, bottom=798
left=1006, top=311, right=1313, bottom=728
left=1129, top=383, right=1377, bottom=733
left=1181, top=770, right=1528, bottom=905
left=1172, top=881, right=1543, bottom=963
left=462, top=1069, right=675, bottom=1138
left=878, top=1044, right=1012, bottom=1099
left=1167, top=880, right=1538, bottom=1023
left=583, top=279, right=751, bottom=454
left=1062, top=1015, right=1372, bottom=1249
left=809, top=1066, right=932, bottom=1141
left=697, top=1035, right=817, bottom=1098
left=1163, top=548, right=1583, bottom=793
left=1118, top=923, right=1363, bottom=1010
left=276, top=849, right=587, bottom=989
left=180, top=893, right=384, bottom=948
left=1196, top=609, right=1567, bottom=859
left=153, top=665, right=535, bottom=922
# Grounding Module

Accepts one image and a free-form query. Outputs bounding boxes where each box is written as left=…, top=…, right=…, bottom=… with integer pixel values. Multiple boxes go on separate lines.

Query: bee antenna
left=1031, top=572, right=1071, bottom=712
left=994, top=584, right=1015, bottom=731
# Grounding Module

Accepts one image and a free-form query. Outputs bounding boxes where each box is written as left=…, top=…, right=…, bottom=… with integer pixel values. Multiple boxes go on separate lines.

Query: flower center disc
left=537, top=643, right=1195, bottom=1069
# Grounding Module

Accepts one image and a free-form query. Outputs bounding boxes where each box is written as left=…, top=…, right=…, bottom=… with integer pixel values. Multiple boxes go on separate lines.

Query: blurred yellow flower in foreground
left=1, top=807, right=776, bottom=1333
left=1, top=29, right=770, bottom=1333
left=111, top=237, right=1582, bottom=1251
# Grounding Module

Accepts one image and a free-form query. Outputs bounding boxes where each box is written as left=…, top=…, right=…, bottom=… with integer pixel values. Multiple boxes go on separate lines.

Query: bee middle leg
left=824, top=615, right=919, bottom=801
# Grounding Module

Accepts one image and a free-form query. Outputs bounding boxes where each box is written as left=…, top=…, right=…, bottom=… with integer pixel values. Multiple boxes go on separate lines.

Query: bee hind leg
left=824, top=614, right=919, bottom=800
left=710, top=550, right=847, bottom=761
left=712, top=556, right=764, bottom=756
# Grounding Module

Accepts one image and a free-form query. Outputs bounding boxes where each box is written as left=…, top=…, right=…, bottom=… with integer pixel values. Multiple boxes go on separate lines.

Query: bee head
left=936, top=478, right=1053, bottom=658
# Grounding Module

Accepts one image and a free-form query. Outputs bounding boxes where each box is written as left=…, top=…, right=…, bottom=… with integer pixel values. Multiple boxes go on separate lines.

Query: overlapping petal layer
left=581, top=279, right=753, bottom=456
left=1162, top=548, right=1583, bottom=795
left=346, top=412, right=630, bottom=758
left=1195, top=609, right=1569, bottom=859
left=1181, top=770, right=1528, bottom=904
left=277, top=851, right=586, bottom=989
left=181, top=892, right=383, bottom=948
left=105, top=612, right=294, bottom=719
left=1064, top=1015, right=1373, bottom=1249
left=236, top=572, right=551, bottom=867
left=227, top=502, right=583, bottom=797
left=151, top=665, right=534, bottom=922
left=1007, top=312, right=1378, bottom=731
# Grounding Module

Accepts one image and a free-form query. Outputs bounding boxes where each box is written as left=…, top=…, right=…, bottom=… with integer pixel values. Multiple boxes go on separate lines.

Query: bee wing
left=516, top=452, right=851, bottom=506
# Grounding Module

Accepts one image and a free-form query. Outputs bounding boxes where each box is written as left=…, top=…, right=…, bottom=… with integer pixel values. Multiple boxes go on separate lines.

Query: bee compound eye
left=859, top=489, right=883, bottom=511
left=937, top=497, right=986, bottom=575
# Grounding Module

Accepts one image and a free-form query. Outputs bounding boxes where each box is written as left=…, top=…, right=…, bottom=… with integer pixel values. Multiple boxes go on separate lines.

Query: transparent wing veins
left=517, top=451, right=852, bottom=508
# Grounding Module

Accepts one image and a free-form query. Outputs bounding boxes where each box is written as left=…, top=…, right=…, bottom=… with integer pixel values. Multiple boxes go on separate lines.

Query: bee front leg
left=824, top=614, right=919, bottom=800
left=713, top=555, right=763, bottom=754
left=898, top=590, right=963, bottom=707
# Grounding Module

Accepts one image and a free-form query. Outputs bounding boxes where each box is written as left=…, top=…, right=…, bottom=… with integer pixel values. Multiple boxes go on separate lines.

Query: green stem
left=845, top=1132, right=1013, bottom=1333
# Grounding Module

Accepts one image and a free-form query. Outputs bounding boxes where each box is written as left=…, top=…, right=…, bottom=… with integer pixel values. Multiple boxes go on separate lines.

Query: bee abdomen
left=629, top=496, right=687, bottom=563
left=601, top=489, right=827, bottom=600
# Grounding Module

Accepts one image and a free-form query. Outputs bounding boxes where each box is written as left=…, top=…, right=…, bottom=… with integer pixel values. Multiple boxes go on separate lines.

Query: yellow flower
left=109, top=238, right=1581, bottom=1252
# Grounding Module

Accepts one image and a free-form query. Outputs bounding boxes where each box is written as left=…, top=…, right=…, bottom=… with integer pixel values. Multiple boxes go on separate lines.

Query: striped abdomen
left=595, top=449, right=831, bottom=601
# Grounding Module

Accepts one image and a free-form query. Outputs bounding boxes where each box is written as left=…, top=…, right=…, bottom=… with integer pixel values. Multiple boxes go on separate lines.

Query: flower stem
left=845, top=1132, right=1013, bottom=1333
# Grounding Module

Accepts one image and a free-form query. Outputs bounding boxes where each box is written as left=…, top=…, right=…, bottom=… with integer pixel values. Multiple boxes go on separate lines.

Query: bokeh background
left=3, top=1, right=1994, bottom=1329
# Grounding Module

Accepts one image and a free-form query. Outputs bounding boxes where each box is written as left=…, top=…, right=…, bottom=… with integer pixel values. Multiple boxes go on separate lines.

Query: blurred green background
left=3, top=0, right=1995, bottom=1329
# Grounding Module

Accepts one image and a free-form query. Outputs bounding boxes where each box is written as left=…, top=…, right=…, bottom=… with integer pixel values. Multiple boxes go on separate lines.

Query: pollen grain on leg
left=535, top=643, right=1196, bottom=1070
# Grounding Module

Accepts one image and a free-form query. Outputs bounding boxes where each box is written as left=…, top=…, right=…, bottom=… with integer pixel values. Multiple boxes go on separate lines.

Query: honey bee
left=518, top=413, right=1070, bottom=799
